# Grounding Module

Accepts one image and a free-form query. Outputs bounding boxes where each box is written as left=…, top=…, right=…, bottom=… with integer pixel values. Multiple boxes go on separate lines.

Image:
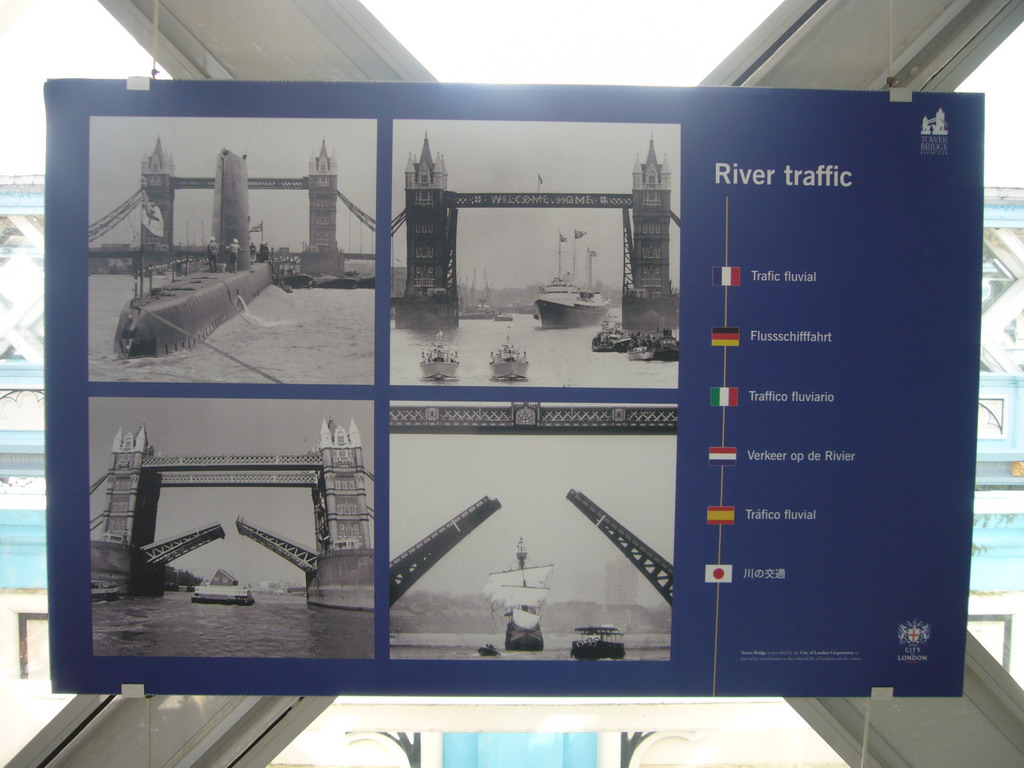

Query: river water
left=390, top=632, right=670, bottom=660
left=88, top=275, right=375, bottom=384
left=92, top=591, right=373, bottom=658
left=89, top=275, right=676, bottom=389
left=391, top=316, right=678, bottom=389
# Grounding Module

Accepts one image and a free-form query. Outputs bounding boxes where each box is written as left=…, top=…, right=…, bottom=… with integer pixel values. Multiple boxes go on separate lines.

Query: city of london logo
left=920, top=108, right=949, bottom=155
left=898, top=619, right=931, bottom=662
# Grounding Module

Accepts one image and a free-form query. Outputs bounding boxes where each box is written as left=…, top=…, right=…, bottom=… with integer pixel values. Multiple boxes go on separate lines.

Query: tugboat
left=650, top=328, right=679, bottom=361
left=90, top=580, right=119, bottom=602
left=591, top=319, right=627, bottom=352
left=460, top=299, right=495, bottom=320
left=489, top=333, right=529, bottom=380
left=420, top=332, right=460, bottom=380
left=570, top=626, right=626, bottom=660
left=484, top=538, right=553, bottom=652
left=627, top=328, right=678, bottom=361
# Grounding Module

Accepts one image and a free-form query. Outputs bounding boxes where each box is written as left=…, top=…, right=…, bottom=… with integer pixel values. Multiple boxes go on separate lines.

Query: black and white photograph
left=390, top=120, right=680, bottom=388
left=88, top=116, right=376, bottom=384
left=389, top=402, right=675, bottom=660
left=89, top=397, right=374, bottom=659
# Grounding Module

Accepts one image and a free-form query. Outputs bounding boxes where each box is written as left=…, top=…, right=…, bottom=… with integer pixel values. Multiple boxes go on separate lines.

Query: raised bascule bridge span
left=388, top=403, right=675, bottom=607
left=389, top=496, right=503, bottom=606
left=387, top=491, right=672, bottom=609
left=565, top=489, right=673, bottom=605
left=91, top=419, right=373, bottom=610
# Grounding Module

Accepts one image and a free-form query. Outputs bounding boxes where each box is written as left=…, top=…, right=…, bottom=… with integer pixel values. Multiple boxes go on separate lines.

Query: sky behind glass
left=1, top=0, right=1020, bottom=185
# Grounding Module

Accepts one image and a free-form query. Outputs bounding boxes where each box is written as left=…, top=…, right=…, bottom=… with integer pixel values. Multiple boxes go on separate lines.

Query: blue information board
left=44, top=80, right=982, bottom=697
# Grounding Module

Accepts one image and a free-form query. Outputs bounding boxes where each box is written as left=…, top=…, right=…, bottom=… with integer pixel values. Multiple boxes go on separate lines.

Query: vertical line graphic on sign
left=710, top=196, right=737, bottom=696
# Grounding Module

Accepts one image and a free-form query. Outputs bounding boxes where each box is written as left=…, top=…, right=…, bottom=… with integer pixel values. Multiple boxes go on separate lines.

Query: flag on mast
left=141, top=196, right=164, bottom=237
left=559, top=232, right=567, bottom=243
left=574, top=230, right=586, bottom=239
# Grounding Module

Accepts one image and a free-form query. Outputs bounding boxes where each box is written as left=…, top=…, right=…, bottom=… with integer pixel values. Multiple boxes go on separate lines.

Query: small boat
left=627, top=343, right=654, bottom=361
left=650, top=328, right=679, bottom=361
left=591, top=320, right=626, bottom=352
left=627, top=329, right=678, bottom=361
left=191, top=585, right=255, bottom=606
left=610, top=335, right=633, bottom=353
left=461, top=299, right=495, bottom=320
left=311, top=271, right=376, bottom=290
left=489, top=333, right=529, bottom=380
left=478, top=643, right=502, bottom=657
left=191, top=568, right=255, bottom=605
left=493, top=312, right=513, bottom=322
left=420, top=332, right=459, bottom=380
left=91, top=580, right=119, bottom=602
left=278, top=273, right=318, bottom=289
left=570, top=625, right=625, bottom=660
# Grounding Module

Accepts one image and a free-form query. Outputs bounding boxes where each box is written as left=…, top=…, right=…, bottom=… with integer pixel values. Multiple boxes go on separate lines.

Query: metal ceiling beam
left=786, top=633, right=1024, bottom=768
left=94, top=0, right=436, bottom=81
left=6, top=693, right=335, bottom=768
left=702, top=0, right=1024, bottom=91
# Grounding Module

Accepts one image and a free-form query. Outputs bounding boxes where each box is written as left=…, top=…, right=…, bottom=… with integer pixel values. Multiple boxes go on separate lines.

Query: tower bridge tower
left=307, top=418, right=374, bottom=610
left=141, top=137, right=175, bottom=251
left=92, top=426, right=164, bottom=595
left=308, top=140, right=339, bottom=252
left=394, top=134, right=458, bottom=328
left=316, top=418, right=371, bottom=550
left=626, top=139, right=678, bottom=329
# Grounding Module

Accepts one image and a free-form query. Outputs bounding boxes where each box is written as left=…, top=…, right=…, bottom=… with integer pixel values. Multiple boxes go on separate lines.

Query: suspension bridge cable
left=89, top=189, right=145, bottom=242
left=89, top=471, right=111, bottom=495
left=336, top=190, right=376, bottom=232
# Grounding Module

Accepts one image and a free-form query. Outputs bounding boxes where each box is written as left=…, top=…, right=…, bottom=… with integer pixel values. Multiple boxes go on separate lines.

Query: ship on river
left=533, top=234, right=610, bottom=329
left=534, top=274, right=610, bottom=329
left=191, top=569, right=255, bottom=606
left=484, top=538, right=553, bottom=651
left=113, top=149, right=272, bottom=358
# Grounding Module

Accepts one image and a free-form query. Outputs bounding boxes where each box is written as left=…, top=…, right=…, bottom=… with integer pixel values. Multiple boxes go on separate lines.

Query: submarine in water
left=114, top=148, right=272, bottom=359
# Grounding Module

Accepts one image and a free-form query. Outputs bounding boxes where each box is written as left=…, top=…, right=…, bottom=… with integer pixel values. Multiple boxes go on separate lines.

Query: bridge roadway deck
left=390, top=403, right=677, bottom=433
left=141, top=454, right=322, bottom=487
left=142, top=453, right=321, bottom=470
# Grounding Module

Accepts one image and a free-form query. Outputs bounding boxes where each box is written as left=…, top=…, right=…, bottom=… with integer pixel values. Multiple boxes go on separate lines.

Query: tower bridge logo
left=920, top=108, right=949, bottom=156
